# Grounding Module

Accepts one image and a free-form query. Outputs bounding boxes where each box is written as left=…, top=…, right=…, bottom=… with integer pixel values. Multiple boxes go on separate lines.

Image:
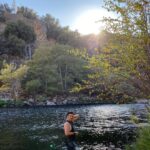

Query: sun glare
left=72, top=9, right=114, bottom=35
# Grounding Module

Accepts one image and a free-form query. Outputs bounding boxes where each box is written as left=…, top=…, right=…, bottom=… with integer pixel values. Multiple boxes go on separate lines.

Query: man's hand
left=73, top=114, right=80, bottom=121
left=74, top=132, right=79, bottom=135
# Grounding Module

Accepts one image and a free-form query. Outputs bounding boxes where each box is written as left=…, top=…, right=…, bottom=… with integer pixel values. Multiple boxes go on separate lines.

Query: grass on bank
left=126, top=113, right=150, bottom=150
left=0, top=99, right=24, bottom=107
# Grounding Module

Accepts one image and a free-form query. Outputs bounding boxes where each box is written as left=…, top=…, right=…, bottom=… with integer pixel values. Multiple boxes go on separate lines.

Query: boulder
left=136, top=99, right=149, bottom=104
left=46, top=101, right=56, bottom=106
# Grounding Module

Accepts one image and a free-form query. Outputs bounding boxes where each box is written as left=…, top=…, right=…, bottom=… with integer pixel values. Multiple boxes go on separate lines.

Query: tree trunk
left=59, top=65, right=64, bottom=91
left=64, top=64, right=68, bottom=91
left=25, top=44, right=32, bottom=60
left=45, top=78, right=48, bottom=94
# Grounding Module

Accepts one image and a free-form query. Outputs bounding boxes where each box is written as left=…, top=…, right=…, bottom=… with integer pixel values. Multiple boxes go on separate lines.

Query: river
left=0, top=104, right=148, bottom=150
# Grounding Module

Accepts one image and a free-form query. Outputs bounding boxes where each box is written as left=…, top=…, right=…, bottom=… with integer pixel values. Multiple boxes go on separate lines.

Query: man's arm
left=73, top=114, right=80, bottom=121
left=64, top=122, right=75, bottom=136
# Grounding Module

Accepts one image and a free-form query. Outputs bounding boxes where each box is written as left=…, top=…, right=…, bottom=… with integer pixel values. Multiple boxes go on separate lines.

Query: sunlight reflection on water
left=0, top=104, right=148, bottom=150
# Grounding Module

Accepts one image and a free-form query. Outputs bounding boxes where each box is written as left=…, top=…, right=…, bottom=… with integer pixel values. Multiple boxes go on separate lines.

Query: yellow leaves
left=0, top=85, right=10, bottom=92
left=115, top=5, right=126, bottom=15
left=88, top=73, right=100, bottom=79
left=103, top=61, right=111, bottom=69
left=134, top=3, right=142, bottom=11
left=68, top=48, right=89, bottom=60
left=0, top=63, right=28, bottom=93
left=0, top=64, right=28, bottom=81
left=0, top=64, right=14, bottom=81
left=89, top=56, right=99, bottom=67
left=70, top=83, right=83, bottom=93
left=13, top=65, right=28, bottom=79
left=103, top=47, right=111, bottom=54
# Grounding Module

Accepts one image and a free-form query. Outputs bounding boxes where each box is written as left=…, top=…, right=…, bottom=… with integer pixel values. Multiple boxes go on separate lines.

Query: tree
left=102, top=0, right=150, bottom=97
left=2, top=20, right=36, bottom=58
left=4, top=20, right=36, bottom=44
left=41, top=14, right=82, bottom=47
left=50, top=44, right=86, bottom=92
left=57, top=27, right=81, bottom=47
left=17, top=6, right=37, bottom=20
left=0, top=63, right=28, bottom=100
left=0, top=3, right=12, bottom=22
left=72, top=31, right=140, bottom=102
left=5, top=35, right=25, bottom=56
left=41, top=14, right=61, bottom=40
left=23, top=43, right=87, bottom=96
left=22, top=45, right=58, bottom=96
left=25, top=79, right=41, bottom=103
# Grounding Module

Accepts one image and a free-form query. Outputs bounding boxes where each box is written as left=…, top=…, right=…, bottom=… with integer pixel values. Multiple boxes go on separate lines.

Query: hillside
left=0, top=3, right=147, bottom=106
left=0, top=5, right=99, bottom=58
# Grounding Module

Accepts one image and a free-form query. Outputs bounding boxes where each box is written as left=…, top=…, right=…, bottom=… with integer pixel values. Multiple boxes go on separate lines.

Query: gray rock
left=46, top=101, right=56, bottom=106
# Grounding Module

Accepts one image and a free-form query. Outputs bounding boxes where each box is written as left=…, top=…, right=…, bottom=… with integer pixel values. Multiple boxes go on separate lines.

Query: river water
left=0, top=104, right=148, bottom=150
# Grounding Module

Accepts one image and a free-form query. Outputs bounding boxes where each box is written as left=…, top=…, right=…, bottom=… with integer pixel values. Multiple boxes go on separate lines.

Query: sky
left=0, top=0, right=112, bottom=34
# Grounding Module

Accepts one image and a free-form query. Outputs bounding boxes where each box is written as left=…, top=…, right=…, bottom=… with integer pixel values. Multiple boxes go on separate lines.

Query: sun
left=72, top=9, right=114, bottom=35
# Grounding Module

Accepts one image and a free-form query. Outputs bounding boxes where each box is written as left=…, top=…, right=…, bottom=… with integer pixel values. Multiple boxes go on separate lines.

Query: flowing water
left=0, top=104, right=148, bottom=150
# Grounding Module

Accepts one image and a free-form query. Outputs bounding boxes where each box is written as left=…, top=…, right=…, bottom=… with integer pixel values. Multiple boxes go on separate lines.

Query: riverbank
left=0, top=96, right=149, bottom=108
left=0, top=99, right=117, bottom=108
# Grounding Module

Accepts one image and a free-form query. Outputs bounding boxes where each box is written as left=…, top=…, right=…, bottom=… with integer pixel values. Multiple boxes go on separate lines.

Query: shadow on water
left=0, top=129, right=65, bottom=150
left=0, top=104, right=148, bottom=150
left=0, top=128, right=137, bottom=150
left=77, top=128, right=137, bottom=149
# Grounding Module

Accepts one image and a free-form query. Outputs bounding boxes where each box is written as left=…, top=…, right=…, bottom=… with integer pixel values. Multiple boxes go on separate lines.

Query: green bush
left=15, top=100, right=24, bottom=107
left=0, top=100, right=6, bottom=107
left=126, top=115, right=150, bottom=150
left=36, top=95, right=47, bottom=102
left=6, top=100, right=14, bottom=107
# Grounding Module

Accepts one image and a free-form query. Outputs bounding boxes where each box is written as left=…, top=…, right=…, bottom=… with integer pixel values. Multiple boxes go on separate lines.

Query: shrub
left=15, top=100, right=24, bottom=107
left=0, top=100, right=6, bottom=107
left=126, top=114, right=150, bottom=150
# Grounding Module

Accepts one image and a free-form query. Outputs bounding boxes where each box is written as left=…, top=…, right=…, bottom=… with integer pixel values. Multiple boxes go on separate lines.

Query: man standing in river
left=64, top=112, right=80, bottom=150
